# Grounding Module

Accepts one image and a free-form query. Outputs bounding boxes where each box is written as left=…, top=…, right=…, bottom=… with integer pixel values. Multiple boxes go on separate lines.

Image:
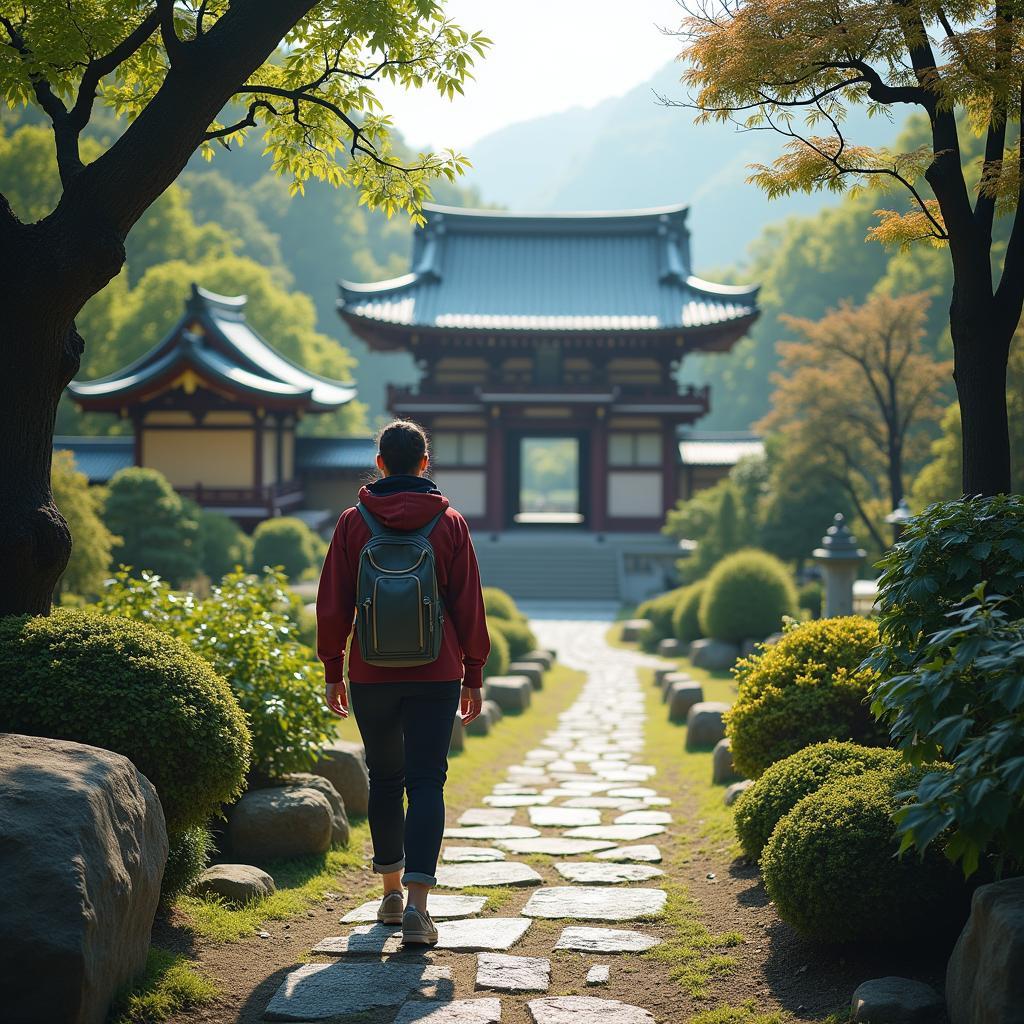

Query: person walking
left=316, top=419, right=489, bottom=946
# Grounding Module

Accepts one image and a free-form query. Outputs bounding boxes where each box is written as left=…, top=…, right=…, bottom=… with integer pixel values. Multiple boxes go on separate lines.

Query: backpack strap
left=411, top=509, right=446, bottom=540
left=356, top=501, right=386, bottom=537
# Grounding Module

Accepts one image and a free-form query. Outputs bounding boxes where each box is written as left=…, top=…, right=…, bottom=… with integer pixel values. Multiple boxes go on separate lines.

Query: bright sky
left=379, top=0, right=685, bottom=151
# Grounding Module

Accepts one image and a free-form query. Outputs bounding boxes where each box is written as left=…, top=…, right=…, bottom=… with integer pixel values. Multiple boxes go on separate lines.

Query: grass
left=685, top=1001, right=791, bottom=1024
left=175, top=820, right=372, bottom=942
left=109, top=947, right=218, bottom=1024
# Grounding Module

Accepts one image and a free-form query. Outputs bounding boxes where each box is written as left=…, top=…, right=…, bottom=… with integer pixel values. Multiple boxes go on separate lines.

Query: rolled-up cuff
left=462, top=665, right=483, bottom=690
left=402, top=870, right=437, bottom=887
left=372, top=857, right=405, bottom=874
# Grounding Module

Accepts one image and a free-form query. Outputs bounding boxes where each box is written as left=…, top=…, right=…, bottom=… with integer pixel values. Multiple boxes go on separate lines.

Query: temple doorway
left=508, top=433, right=588, bottom=526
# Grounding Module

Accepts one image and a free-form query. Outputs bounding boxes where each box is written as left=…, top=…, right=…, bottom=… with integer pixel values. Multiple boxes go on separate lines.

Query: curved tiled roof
left=339, top=203, right=759, bottom=337
left=69, top=285, right=357, bottom=411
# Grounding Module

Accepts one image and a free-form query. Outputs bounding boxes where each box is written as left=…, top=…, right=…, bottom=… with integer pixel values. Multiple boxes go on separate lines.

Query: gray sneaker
left=402, top=906, right=438, bottom=945
left=376, top=890, right=405, bottom=925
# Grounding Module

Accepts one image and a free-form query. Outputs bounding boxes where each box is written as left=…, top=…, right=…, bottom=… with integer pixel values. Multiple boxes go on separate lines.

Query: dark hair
left=377, top=419, right=429, bottom=476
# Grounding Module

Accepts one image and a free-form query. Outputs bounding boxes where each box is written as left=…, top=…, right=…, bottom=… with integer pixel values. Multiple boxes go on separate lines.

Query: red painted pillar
left=589, top=411, right=608, bottom=532
left=486, top=412, right=505, bottom=532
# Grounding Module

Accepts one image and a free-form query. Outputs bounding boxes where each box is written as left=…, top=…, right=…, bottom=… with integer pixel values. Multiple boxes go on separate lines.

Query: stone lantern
left=812, top=513, right=866, bottom=617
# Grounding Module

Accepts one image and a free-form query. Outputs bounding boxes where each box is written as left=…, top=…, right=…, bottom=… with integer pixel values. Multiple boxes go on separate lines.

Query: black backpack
left=354, top=502, right=446, bottom=667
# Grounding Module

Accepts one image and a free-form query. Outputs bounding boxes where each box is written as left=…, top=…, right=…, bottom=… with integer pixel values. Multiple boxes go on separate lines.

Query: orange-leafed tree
left=676, top=0, right=1022, bottom=496
left=757, top=292, right=951, bottom=548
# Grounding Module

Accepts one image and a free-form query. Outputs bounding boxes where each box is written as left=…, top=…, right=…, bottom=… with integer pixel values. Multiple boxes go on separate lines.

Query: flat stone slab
left=476, top=952, right=551, bottom=993
left=443, top=846, right=506, bottom=862
left=587, top=965, right=610, bottom=985
left=436, top=861, right=543, bottom=888
left=606, top=787, right=656, bottom=798
left=554, top=862, right=664, bottom=885
left=459, top=808, right=516, bottom=826
left=521, top=887, right=667, bottom=921
left=312, top=924, right=401, bottom=956
left=562, top=825, right=666, bottom=841
left=643, top=796, right=671, bottom=806
left=595, top=845, right=662, bottom=863
left=554, top=926, right=662, bottom=953
left=342, top=894, right=485, bottom=922
left=435, top=916, right=532, bottom=951
left=613, top=811, right=672, bottom=825
left=264, top=962, right=452, bottom=1020
left=483, top=794, right=554, bottom=807
left=497, top=837, right=618, bottom=856
left=561, top=797, right=646, bottom=810
left=528, top=996, right=656, bottom=1023
left=528, top=806, right=602, bottom=827
left=444, top=825, right=541, bottom=840
left=394, top=999, right=502, bottom=1024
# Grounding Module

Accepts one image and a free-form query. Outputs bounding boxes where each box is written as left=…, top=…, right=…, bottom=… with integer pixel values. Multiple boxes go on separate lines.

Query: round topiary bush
left=489, top=617, right=537, bottom=660
left=483, top=586, right=521, bottom=622
left=635, top=586, right=689, bottom=651
left=726, top=616, right=889, bottom=778
left=251, top=516, right=324, bottom=580
left=761, top=765, right=966, bottom=942
left=0, top=609, right=252, bottom=832
left=698, top=548, right=798, bottom=643
left=483, top=625, right=510, bottom=679
left=671, top=581, right=706, bottom=644
left=733, top=741, right=903, bottom=859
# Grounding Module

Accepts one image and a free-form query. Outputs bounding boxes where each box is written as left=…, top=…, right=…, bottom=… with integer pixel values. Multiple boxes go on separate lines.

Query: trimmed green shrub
left=635, top=586, right=689, bottom=651
left=98, top=568, right=335, bottom=780
left=482, top=586, right=522, bottom=622
left=251, top=516, right=324, bottom=581
left=699, top=548, right=798, bottom=643
left=727, top=616, right=888, bottom=778
left=0, top=609, right=251, bottom=831
left=483, top=625, right=510, bottom=679
left=163, top=825, right=214, bottom=901
left=489, top=616, right=537, bottom=660
left=671, top=581, right=706, bottom=644
left=797, top=580, right=822, bottom=619
left=104, top=466, right=199, bottom=584
left=761, top=765, right=967, bottom=942
left=196, top=509, right=253, bottom=582
left=52, top=450, right=116, bottom=599
left=733, top=741, right=902, bottom=859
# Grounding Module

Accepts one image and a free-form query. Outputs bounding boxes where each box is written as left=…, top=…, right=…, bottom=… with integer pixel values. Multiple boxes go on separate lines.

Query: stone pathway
left=264, top=619, right=672, bottom=1022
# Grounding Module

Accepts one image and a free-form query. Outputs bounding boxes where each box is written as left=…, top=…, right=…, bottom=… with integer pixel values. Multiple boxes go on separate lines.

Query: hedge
left=698, top=548, right=798, bottom=643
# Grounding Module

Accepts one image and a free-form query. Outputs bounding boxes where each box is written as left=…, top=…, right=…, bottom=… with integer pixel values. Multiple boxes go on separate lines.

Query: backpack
left=353, top=502, right=446, bottom=667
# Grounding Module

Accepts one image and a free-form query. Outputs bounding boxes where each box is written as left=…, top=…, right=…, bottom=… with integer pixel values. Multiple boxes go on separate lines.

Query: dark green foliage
left=482, top=586, right=521, bottom=622
left=635, top=586, right=689, bottom=650
left=0, top=610, right=251, bottom=831
left=727, top=616, right=889, bottom=778
left=733, top=741, right=902, bottom=859
left=489, top=616, right=537, bottom=661
left=872, top=590, right=1024, bottom=875
left=162, top=826, right=214, bottom=901
left=698, top=548, right=798, bottom=643
left=867, top=495, right=1024, bottom=678
left=761, top=765, right=967, bottom=942
left=104, top=467, right=200, bottom=585
left=797, top=581, right=822, bottom=619
left=672, top=581, right=706, bottom=643
left=195, top=509, right=253, bottom=582
left=251, top=517, right=325, bottom=581
left=483, top=625, right=510, bottom=679
left=98, top=568, right=334, bottom=779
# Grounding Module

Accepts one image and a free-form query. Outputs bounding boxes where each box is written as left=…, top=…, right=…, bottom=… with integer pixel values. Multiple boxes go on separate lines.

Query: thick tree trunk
left=951, top=311, right=1013, bottom=496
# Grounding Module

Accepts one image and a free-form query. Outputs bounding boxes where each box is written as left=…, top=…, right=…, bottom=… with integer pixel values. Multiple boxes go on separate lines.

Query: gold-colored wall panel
left=143, top=429, right=254, bottom=488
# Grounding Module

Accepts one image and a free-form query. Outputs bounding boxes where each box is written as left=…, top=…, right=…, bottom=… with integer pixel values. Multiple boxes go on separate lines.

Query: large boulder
left=0, top=734, right=167, bottom=1024
left=661, top=670, right=697, bottom=701
left=508, top=662, right=544, bottom=690
left=947, top=876, right=1024, bottom=1024
left=685, top=702, right=730, bottom=750
left=619, top=619, right=651, bottom=643
left=712, top=738, right=741, bottom=784
left=724, top=779, right=753, bottom=806
left=465, top=707, right=492, bottom=737
left=689, top=638, right=740, bottom=671
left=193, top=864, right=276, bottom=906
left=313, top=739, right=370, bottom=817
left=227, top=785, right=333, bottom=863
left=654, top=666, right=677, bottom=688
left=282, top=773, right=350, bottom=847
left=484, top=675, right=533, bottom=713
left=667, top=681, right=705, bottom=722
left=851, top=977, right=943, bottom=1023
left=520, top=650, right=554, bottom=671
left=657, top=638, right=685, bottom=658
left=450, top=716, right=465, bottom=753
left=483, top=699, right=503, bottom=724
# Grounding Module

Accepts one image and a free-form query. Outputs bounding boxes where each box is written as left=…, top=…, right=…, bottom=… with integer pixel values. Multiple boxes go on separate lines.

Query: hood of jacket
left=358, top=476, right=449, bottom=530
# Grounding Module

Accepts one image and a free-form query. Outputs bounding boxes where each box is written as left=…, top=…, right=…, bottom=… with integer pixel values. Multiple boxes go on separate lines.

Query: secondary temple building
left=60, top=203, right=761, bottom=602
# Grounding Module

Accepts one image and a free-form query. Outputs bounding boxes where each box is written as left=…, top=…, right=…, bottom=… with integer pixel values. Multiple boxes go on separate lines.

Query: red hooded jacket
left=316, top=481, right=489, bottom=688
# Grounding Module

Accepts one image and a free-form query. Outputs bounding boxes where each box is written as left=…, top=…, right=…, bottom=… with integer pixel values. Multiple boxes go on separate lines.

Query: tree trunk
left=951, top=311, right=1013, bottom=496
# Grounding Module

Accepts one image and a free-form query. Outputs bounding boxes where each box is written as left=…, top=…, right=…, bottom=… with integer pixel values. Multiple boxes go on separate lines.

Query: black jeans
left=349, top=680, right=461, bottom=887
